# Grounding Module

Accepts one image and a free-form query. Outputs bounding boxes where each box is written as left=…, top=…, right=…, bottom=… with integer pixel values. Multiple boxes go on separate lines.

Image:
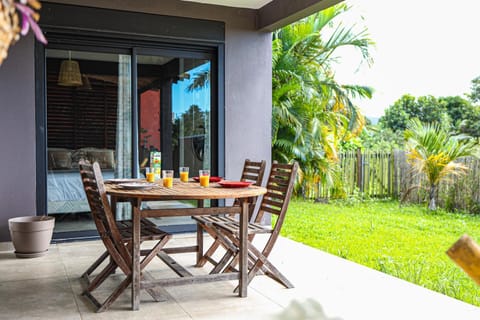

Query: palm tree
left=187, top=70, right=210, bottom=92
left=272, top=3, right=374, bottom=197
left=404, top=119, right=479, bottom=210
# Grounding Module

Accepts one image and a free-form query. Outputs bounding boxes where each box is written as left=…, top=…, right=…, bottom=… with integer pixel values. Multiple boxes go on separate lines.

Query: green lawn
left=280, top=199, right=480, bottom=306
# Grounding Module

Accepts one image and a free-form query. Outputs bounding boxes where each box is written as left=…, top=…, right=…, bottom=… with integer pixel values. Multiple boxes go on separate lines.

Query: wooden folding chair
left=207, top=161, right=298, bottom=289
left=79, top=161, right=171, bottom=312
left=193, top=159, right=266, bottom=269
left=81, top=218, right=166, bottom=286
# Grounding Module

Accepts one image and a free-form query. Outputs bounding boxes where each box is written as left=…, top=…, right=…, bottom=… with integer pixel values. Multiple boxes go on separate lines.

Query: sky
left=172, top=62, right=211, bottom=117
left=333, top=0, right=480, bottom=118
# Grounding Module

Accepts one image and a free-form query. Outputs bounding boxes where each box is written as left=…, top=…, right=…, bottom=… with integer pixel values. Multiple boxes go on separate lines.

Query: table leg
left=196, top=200, right=204, bottom=266
left=239, top=199, right=249, bottom=297
left=132, top=201, right=141, bottom=310
left=109, top=196, right=118, bottom=271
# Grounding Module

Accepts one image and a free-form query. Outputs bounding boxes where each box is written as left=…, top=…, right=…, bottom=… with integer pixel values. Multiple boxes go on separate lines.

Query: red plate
left=192, top=176, right=223, bottom=183
left=218, top=181, right=253, bottom=188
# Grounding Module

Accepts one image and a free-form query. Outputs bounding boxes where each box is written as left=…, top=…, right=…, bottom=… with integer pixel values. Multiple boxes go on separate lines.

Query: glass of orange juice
left=179, top=167, right=189, bottom=182
left=162, top=170, right=174, bottom=188
left=146, top=167, right=155, bottom=182
left=199, top=169, right=210, bottom=187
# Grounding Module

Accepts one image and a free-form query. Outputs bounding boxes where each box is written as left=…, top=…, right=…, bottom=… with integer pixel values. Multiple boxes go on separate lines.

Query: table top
left=105, top=179, right=267, bottom=200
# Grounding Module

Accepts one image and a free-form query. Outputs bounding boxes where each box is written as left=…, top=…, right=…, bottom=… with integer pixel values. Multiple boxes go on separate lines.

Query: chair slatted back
left=247, top=161, right=297, bottom=266
left=255, top=162, right=298, bottom=227
left=79, top=161, right=131, bottom=275
left=234, top=159, right=267, bottom=217
left=240, top=159, right=266, bottom=186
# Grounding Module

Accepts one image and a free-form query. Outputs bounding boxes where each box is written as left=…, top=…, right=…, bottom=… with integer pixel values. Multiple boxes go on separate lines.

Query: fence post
left=356, top=148, right=363, bottom=192
left=389, top=151, right=393, bottom=197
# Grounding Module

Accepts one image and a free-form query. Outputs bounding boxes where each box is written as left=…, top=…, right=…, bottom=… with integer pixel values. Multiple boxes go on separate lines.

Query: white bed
left=47, top=146, right=116, bottom=214
left=47, top=169, right=115, bottom=214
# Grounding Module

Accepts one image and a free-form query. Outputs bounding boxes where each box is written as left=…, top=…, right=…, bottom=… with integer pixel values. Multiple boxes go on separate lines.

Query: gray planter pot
left=8, top=216, right=55, bottom=258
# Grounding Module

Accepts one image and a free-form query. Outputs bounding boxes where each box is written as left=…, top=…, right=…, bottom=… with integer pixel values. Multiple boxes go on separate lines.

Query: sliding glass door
left=137, top=54, right=211, bottom=177
left=45, top=49, right=132, bottom=235
left=43, top=45, right=216, bottom=239
left=137, top=53, right=213, bottom=227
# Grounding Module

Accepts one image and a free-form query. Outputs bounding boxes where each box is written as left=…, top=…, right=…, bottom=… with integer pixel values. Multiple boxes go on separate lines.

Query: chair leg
left=215, top=230, right=294, bottom=292
left=83, top=235, right=171, bottom=311
left=139, top=235, right=171, bottom=270
left=82, top=272, right=132, bottom=313
left=224, top=248, right=260, bottom=273
left=196, top=221, right=230, bottom=269
left=232, top=242, right=294, bottom=293
left=96, top=274, right=132, bottom=313
left=137, top=235, right=173, bottom=302
left=81, top=251, right=110, bottom=285
left=84, top=261, right=118, bottom=293
left=248, top=243, right=294, bottom=288
left=210, top=249, right=236, bottom=274
left=204, top=223, right=241, bottom=273
left=261, top=261, right=294, bottom=289
left=197, top=238, right=222, bottom=267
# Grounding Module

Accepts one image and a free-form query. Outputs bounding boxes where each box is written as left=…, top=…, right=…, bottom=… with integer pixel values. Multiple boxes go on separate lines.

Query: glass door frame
left=36, top=33, right=223, bottom=241
left=133, top=47, right=218, bottom=178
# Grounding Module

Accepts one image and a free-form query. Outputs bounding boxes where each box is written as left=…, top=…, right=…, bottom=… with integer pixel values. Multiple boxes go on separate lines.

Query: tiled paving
left=0, top=234, right=479, bottom=320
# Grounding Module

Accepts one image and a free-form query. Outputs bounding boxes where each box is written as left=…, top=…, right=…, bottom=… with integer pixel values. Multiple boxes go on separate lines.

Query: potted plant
left=8, top=215, right=55, bottom=258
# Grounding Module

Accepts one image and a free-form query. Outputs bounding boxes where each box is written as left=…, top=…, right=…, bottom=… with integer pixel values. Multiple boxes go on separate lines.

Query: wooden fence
left=340, top=150, right=394, bottom=198
left=334, top=150, right=480, bottom=213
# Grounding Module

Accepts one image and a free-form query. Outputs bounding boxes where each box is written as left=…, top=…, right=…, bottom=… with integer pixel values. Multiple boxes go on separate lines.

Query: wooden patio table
left=105, top=179, right=267, bottom=311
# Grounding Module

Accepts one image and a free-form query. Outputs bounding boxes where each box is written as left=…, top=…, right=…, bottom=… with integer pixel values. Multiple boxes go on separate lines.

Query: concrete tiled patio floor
left=0, top=233, right=479, bottom=320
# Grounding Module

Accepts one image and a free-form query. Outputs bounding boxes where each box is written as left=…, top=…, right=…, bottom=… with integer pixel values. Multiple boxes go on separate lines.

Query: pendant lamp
left=58, top=51, right=82, bottom=86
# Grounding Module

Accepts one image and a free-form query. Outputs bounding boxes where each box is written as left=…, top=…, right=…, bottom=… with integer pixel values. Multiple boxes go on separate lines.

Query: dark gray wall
left=0, top=35, right=37, bottom=241
left=0, top=0, right=272, bottom=241
left=224, top=27, right=271, bottom=183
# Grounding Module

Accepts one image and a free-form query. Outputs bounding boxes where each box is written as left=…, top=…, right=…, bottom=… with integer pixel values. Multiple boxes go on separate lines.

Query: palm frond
left=272, top=3, right=374, bottom=199
left=186, top=70, right=210, bottom=91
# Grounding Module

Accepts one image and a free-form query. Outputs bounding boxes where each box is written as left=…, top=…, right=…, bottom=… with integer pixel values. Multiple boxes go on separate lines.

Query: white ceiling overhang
left=181, top=0, right=273, bottom=9
left=181, top=0, right=343, bottom=31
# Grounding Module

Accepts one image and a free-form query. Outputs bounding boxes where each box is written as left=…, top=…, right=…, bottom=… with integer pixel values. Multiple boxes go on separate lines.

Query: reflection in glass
left=173, top=60, right=211, bottom=175
left=137, top=55, right=212, bottom=222
left=138, top=56, right=211, bottom=175
left=45, top=49, right=132, bottom=231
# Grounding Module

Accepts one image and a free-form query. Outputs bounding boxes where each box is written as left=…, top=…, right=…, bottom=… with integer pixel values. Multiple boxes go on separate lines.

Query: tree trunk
left=428, top=184, right=437, bottom=210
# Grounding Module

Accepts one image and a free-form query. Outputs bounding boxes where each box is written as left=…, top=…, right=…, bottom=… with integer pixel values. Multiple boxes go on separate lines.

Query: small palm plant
left=404, top=119, right=479, bottom=210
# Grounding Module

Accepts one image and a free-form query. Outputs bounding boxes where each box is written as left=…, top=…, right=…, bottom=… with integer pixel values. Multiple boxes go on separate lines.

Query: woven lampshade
left=58, top=59, right=83, bottom=86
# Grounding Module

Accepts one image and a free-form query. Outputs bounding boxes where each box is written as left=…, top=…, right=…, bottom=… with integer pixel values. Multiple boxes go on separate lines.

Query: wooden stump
left=446, top=234, right=480, bottom=286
